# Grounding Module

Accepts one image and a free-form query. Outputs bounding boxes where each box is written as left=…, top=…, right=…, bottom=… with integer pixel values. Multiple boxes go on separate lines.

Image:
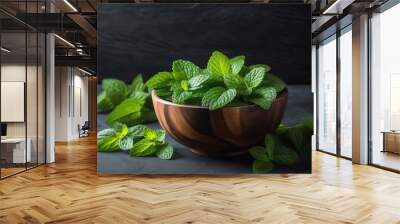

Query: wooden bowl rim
left=151, top=88, right=288, bottom=110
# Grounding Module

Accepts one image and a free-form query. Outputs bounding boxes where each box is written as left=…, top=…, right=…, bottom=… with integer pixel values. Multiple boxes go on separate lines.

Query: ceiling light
left=63, top=0, right=78, bottom=12
left=1, top=47, right=11, bottom=53
left=78, top=67, right=93, bottom=76
left=54, top=34, right=75, bottom=48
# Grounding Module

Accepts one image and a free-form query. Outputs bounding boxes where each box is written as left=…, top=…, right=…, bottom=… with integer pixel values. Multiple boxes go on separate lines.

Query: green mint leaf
left=273, top=145, right=299, bottom=166
left=102, top=79, right=129, bottom=106
left=156, top=143, right=174, bottom=160
left=207, top=51, right=231, bottom=77
left=172, top=90, right=192, bottom=104
left=144, top=128, right=158, bottom=141
left=224, top=73, right=244, bottom=89
left=249, top=64, right=271, bottom=73
left=97, top=91, right=114, bottom=113
left=263, top=73, right=286, bottom=93
left=244, top=67, right=265, bottom=89
left=180, top=80, right=189, bottom=91
left=188, top=75, right=209, bottom=90
left=202, top=87, right=225, bottom=107
left=119, top=137, right=134, bottom=151
left=106, top=98, right=144, bottom=126
left=253, top=159, right=274, bottom=173
left=131, top=74, right=145, bottom=92
left=209, top=89, right=237, bottom=110
left=146, top=72, right=173, bottom=89
left=130, top=91, right=149, bottom=101
left=142, top=108, right=158, bottom=123
left=172, top=59, right=201, bottom=80
left=154, top=88, right=172, bottom=97
left=128, top=125, right=148, bottom=138
left=248, top=146, right=269, bottom=162
left=130, top=139, right=157, bottom=157
left=265, top=134, right=276, bottom=159
left=230, top=55, right=245, bottom=75
left=247, top=87, right=277, bottom=109
left=97, top=124, right=128, bottom=152
left=287, top=127, right=305, bottom=152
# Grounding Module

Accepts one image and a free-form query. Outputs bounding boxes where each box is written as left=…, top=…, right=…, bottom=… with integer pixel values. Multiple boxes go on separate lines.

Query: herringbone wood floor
left=1, top=136, right=400, bottom=224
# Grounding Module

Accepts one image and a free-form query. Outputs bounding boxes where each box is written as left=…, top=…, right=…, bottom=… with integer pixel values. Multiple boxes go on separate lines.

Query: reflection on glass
left=318, top=36, right=337, bottom=154
left=1, top=32, right=27, bottom=177
left=340, top=29, right=352, bottom=158
left=371, top=4, right=400, bottom=171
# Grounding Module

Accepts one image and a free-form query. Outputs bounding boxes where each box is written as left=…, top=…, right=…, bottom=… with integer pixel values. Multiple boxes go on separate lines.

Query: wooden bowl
left=152, top=89, right=288, bottom=157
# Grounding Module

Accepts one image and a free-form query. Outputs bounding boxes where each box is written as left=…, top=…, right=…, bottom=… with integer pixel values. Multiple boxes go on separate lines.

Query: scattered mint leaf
left=119, top=137, right=134, bottom=151
left=265, top=134, right=276, bottom=159
left=273, top=145, right=299, bottom=166
left=130, top=139, right=157, bottom=157
left=146, top=72, right=173, bottom=89
left=131, top=74, right=145, bottom=92
left=253, top=159, right=274, bottom=173
left=156, top=143, right=174, bottom=160
left=106, top=98, right=144, bottom=126
left=97, top=91, right=114, bottom=113
left=102, top=79, right=129, bottom=106
left=249, top=146, right=269, bottom=162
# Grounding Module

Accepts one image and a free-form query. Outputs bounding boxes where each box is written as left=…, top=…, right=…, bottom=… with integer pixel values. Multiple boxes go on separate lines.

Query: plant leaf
left=172, top=59, right=201, bottom=80
left=207, top=51, right=231, bottom=77
left=273, top=145, right=299, bottom=166
left=249, top=64, right=271, bottom=73
left=244, top=67, right=265, bottom=89
left=156, top=143, right=174, bottom=160
left=202, top=87, right=225, bottom=107
left=188, top=75, right=209, bottom=90
left=209, top=89, right=237, bottom=110
left=102, top=79, right=129, bottom=106
left=146, top=72, right=173, bottom=89
left=230, top=55, right=245, bottom=75
left=119, top=137, right=134, bottom=151
left=130, top=139, right=157, bottom=157
left=97, top=91, right=114, bottom=113
left=252, top=159, right=274, bottom=173
left=131, top=74, right=145, bottom=92
left=247, top=87, right=277, bottom=109
left=263, top=73, right=286, bottom=93
left=265, top=134, right=276, bottom=159
left=128, top=125, right=148, bottom=138
left=248, top=146, right=269, bottom=162
left=130, top=91, right=149, bottom=101
left=180, top=80, right=189, bottom=91
left=106, top=98, right=144, bottom=125
left=172, top=90, right=193, bottom=104
left=224, top=73, right=244, bottom=89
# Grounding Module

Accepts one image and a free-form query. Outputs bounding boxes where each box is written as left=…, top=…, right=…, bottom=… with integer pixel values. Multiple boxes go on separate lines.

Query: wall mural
left=97, top=3, right=313, bottom=174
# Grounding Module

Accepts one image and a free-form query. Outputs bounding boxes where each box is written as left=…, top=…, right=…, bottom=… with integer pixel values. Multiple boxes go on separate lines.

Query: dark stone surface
left=97, top=85, right=312, bottom=174
left=98, top=3, right=311, bottom=84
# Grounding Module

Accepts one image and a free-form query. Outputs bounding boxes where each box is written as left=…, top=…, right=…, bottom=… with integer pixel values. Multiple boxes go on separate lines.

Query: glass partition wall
left=0, top=5, right=46, bottom=179
left=370, top=3, right=400, bottom=171
left=316, top=26, right=353, bottom=159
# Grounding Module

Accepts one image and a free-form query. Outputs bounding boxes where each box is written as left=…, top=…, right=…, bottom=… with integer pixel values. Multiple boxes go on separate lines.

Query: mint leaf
left=154, top=88, right=172, bottom=97
left=102, top=79, right=129, bottom=106
left=273, top=145, right=299, bottom=166
left=287, top=127, right=305, bottom=152
left=207, top=51, right=231, bottom=77
left=248, top=146, right=269, bottom=162
left=249, top=64, right=271, bottom=73
left=224, top=73, right=244, bottom=89
left=97, top=124, right=128, bottom=152
left=119, top=137, right=134, bottom=151
left=172, top=59, right=201, bottom=80
left=244, top=67, right=265, bottom=89
left=156, top=143, right=174, bottom=160
left=106, top=98, right=144, bottom=125
left=172, top=90, right=192, bottom=104
left=209, top=89, right=237, bottom=110
left=128, top=125, right=148, bottom=138
left=131, top=74, right=145, bottom=92
left=146, top=72, right=173, bottom=89
left=202, top=87, right=237, bottom=110
left=180, top=80, right=189, bottom=91
left=97, top=91, right=114, bottom=113
left=253, top=159, right=274, bottom=173
left=230, top=55, right=245, bottom=75
left=130, top=139, right=157, bottom=156
left=130, top=91, right=149, bottom=101
left=264, top=74, right=286, bottom=93
left=188, top=75, right=209, bottom=90
left=265, top=134, right=276, bottom=159
left=247, top=87, right=277, bottom=109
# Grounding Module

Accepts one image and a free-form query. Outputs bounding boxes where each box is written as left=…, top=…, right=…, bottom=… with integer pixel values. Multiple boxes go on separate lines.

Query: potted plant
left=147, top=51, right=288, bottom=156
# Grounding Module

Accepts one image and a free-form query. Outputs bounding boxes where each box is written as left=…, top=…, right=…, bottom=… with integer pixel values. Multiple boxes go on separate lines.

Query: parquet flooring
left=1, top=136, right=400, bottom=224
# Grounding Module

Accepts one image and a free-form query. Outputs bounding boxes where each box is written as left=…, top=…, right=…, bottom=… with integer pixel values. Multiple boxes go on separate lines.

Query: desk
left=382, top=131, right=400, bottom=154
left=1, top=138, right=31, bottom=163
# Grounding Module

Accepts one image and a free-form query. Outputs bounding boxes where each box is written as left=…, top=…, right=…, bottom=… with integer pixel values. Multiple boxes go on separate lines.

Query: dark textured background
left=98, top=3, right=311, bottom=84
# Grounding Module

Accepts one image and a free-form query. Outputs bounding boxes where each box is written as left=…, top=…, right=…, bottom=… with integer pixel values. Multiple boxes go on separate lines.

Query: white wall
left=54, top=67, right=89, bottom=141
